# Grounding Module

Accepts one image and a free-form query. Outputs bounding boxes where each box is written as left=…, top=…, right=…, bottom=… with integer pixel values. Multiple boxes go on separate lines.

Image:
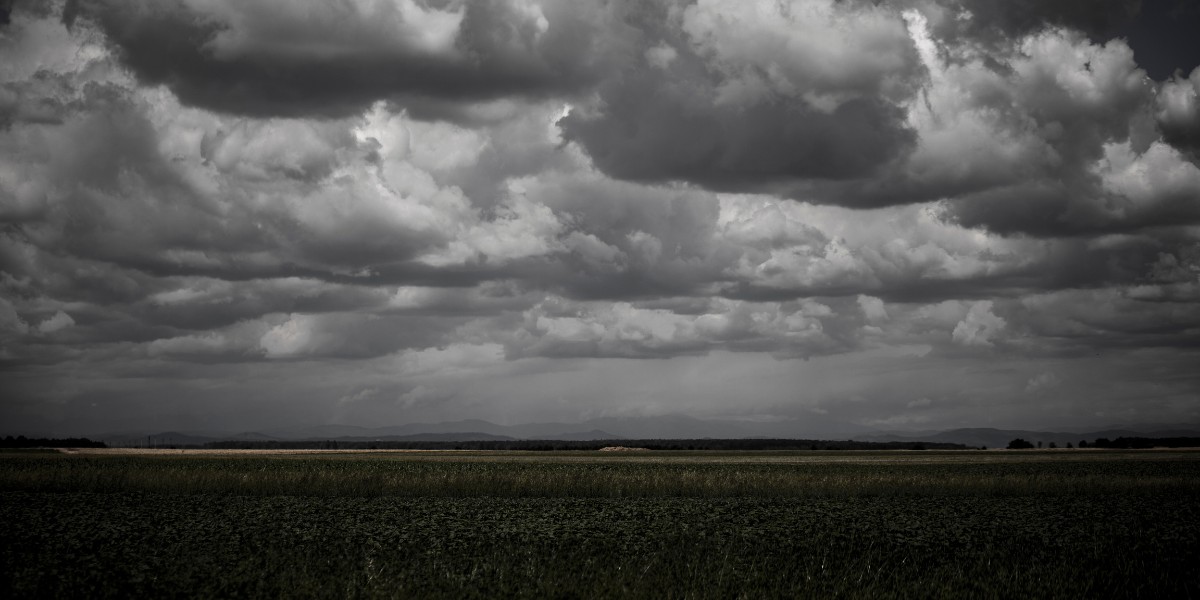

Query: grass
left=1, top=449, right=1198, bottom=598
left=3, top=449, right=1198, bottom=497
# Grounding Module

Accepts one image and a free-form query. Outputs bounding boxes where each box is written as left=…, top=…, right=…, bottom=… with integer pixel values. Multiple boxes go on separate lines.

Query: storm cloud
left=74, top=0, right=620, bottom=118
left=1, top=0, right=1198, bottom=436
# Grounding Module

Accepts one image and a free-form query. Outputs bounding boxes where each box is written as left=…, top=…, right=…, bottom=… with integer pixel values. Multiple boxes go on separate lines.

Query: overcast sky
left=2, top=0, right=1200, bottom=437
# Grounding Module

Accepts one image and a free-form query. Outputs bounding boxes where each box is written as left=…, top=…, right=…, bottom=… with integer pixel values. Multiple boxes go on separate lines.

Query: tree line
left=1007, top=437, right=1200, bottom=449
left=1, top=436, right=106, bottom=448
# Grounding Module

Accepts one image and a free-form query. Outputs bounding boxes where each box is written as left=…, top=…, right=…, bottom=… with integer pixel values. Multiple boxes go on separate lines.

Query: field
left=2, top=449, right=1198, bottom=598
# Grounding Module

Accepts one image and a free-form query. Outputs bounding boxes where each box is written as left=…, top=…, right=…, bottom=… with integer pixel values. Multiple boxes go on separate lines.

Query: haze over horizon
left=3, top=0, right=1200, bottom=439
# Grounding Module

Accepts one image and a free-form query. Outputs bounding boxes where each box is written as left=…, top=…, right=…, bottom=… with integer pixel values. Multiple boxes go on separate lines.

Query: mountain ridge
left=85, top=418, right=1200, bottom=447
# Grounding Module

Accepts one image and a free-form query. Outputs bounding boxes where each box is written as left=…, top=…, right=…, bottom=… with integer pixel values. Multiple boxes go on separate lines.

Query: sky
left=2, top=0, right=1200, bottom=437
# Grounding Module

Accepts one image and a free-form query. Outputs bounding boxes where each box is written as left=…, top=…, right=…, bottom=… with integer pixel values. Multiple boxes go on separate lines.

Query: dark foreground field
left=1, top=449, right=1198, bottom=598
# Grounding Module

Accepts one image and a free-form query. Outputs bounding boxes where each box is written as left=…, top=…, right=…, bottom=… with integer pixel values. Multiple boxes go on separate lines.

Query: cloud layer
left=1, top=0, right=1198, bottom=434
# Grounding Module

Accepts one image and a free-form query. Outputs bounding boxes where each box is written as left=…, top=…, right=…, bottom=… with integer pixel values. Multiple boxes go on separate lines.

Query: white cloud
left=1156, top=66, right=1200, bottom=147
left=906, top=397, right=933, bottom=409
left=416, top=190, right=565, bottom=267
left=863, top=413, right=933, bottom=428
left=149, top=320, right=273, bottom=358
left=0, top=297, right=29, bottom=336
left=951, top=300, right=1006, bottom=346
left=1095, top=140, right=1200, bottom=220
left=645, top=43, right=677, bottom=70
left=858, top=295, right=888, bottom=323
left=391, top=343, right=507, bottom=377
left=683, top=0, right=919, bottom=108
left=258, top=314, right=322, bottom=358
left=150, top=332, right=240, bottom=357
left=396, top=384, right=447, bottom=409
left=36, top=311, right=75, bottom=334
left=508, top=297, right=839, bottom=359
left=1025, top=372, right=1062, bottom=394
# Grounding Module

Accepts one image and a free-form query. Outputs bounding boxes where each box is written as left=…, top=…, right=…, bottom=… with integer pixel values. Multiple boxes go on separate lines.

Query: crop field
left=2, top=449, right=1198, bottom=598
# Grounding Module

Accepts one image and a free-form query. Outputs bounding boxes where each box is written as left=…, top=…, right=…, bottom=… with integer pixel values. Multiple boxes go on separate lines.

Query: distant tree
left=1066, top=442, right=1074, bottom=449
left=1007, top=438, right=1035, bottom=449
left=1095, top=438, right=1112, bottom=448
left=1048, top=442, right=1057, bottom=449
left=1037, top=441, right=1043, bottom=448
left=0, top=436, right=105, bottom=449
left=1079, top=440, right=1088, bottom=448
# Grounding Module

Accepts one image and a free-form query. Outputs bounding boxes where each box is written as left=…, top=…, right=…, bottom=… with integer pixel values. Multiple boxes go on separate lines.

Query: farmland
left=2, top=449, right=1198, bottom=598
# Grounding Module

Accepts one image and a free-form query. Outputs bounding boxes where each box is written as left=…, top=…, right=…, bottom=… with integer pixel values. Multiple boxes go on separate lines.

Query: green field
left=2, top=449, right=1198, bottom=598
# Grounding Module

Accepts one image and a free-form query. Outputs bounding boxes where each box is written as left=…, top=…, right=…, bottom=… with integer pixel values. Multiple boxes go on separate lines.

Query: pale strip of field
left=57, top=448, right=468, bottom=457
left=56, top=447, right=1200, bottom=465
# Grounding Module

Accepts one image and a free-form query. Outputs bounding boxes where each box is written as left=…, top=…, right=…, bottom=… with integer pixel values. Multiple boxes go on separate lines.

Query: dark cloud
left=1013, top=288, right=1200, bottom=351
left=60, top=0, right=77, bottom=29
left=560, top=84, right=915, bottom=189
left=560, top=0, right=920, bottom=192
left=130, top=278, right=390, bottom=332
left=513, top=174, right=733, bottom=300
left=0, top=235, right=170, bottom=308
left=823, top=20, right=1200, bottom=237
left=3, top=1, right=1200, bottom=434
left=77, top=0, right=616, bottom=119
left=549, top=1, right=1200, bottom=240
left=1157, top=67, right=1200, bottom=158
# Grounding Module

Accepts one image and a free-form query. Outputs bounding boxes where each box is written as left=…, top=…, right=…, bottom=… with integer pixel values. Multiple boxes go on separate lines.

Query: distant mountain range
left=86, top=416, right=1200, bottom=448
left=98, top=414, right=865, bottom=446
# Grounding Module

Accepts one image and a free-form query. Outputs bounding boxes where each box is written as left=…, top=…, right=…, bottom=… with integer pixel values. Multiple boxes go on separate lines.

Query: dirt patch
left=598, top=446, right=650, bottom=452
left=60, top=448, right=473, bottom=457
